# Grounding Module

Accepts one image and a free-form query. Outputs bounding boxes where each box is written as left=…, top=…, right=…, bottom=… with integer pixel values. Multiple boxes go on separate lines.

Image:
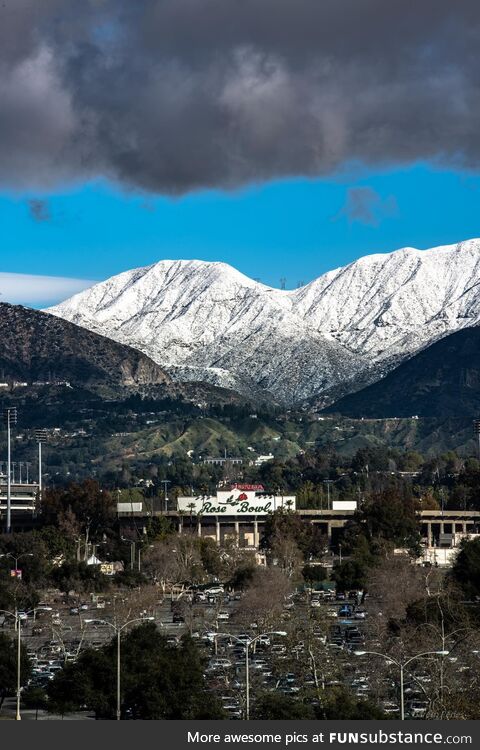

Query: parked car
left=408, top=701, right=428, bottom=718
left=208, top=658, right=232, bottom=670
left=205, top=586, right=224, bottom=596
left=354, top=609, right=367, bottom=620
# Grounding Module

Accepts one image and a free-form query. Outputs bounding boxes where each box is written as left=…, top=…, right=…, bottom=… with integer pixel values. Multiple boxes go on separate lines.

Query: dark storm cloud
left=1, top=0, right=480, bottom=193
left=339, top=187, right=398, bottom=226
left=27, top=198, right=51, bottom=223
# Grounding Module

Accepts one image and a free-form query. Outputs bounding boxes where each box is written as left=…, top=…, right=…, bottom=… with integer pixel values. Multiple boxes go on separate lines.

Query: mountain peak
left=48, top=237, right=480, bottom=405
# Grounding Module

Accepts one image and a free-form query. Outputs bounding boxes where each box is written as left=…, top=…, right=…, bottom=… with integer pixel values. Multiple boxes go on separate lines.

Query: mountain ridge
left=323, top=326, right=480, bottom=419
left=0, top=303, right=171, bottom=389
left=48, top=238, right=480, bottom=405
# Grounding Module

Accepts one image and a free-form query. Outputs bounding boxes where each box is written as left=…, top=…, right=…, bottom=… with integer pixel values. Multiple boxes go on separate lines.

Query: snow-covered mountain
left=47, top=238, right=480, bottom=405
left=47, top=260, right=365, bottom=404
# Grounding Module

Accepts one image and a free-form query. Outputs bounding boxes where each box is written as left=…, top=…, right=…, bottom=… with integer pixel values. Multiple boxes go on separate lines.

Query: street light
left=0, top=552, right=33, bottom=578
left=84, top=616, right=155, bottom=720
left=0, top=606, right=52, bottom=720
left=354, top=649, right=449, bottom=720
left=3, top=407, right=17, bottom=533
left=214, top=631, right=287, bottom=720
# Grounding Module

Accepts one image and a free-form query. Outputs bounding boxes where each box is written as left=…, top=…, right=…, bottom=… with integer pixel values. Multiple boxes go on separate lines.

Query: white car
left=208, top=658, right=232, bottom=670
left=205, top=586, right=224, bottom=596
left=354, top=609, right=367, bottom=620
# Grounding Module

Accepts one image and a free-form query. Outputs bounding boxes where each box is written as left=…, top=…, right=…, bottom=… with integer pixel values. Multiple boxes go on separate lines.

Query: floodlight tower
left=474, top=420, right=480, bottom=461
left=3, top=407, right=18, bottom=533
left=34, top=429, right=48, bottom=504
left=161, top=479, right=171, bottom=512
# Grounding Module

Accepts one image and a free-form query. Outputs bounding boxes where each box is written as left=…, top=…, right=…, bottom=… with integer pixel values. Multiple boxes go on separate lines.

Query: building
left=176, top=486, right=295, bottom=547
left=253, top=453, right=274, bottom=466
left=0, top=480, right=38, bottom=518
left=203, top=457, right=243, bottom=466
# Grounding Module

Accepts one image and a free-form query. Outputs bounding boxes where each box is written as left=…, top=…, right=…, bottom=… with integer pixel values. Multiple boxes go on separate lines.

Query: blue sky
left=1, top=162, right=480, bottom=306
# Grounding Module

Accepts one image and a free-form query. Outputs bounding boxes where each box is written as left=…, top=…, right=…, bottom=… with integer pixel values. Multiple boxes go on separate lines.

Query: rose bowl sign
left=177, top=488, right=296, bottom=516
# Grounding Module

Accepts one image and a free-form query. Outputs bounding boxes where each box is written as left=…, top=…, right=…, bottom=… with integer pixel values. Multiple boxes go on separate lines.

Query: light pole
left=34, top=429, right=47, bottom=503
left=3, top=407, right=17, bottom=533
left=354, top=649, right=449, bottom=720
left=323, top=480, right=334, bottom=509
left=161, top=480, right=171, bottom=512
left=0, top=606, right=51, bottom=720
left=214, top=631, right=287, bottom=720
left=84, top=616, right=154, bottom=720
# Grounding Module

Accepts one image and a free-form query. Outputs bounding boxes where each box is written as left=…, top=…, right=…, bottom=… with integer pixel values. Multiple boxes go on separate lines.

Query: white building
left=254, top=453, right=274, bottom=466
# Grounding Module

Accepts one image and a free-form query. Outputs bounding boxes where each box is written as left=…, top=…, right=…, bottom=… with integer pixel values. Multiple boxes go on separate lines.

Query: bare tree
left=269, top=531, right=303, bottom=580
left=233, top=567, right=292, bottom=632
left=142, top=536, right=204, bottom=595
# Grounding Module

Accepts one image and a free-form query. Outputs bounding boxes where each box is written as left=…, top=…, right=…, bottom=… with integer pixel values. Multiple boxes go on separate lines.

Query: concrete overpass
left=117, top=507, right=480, bottom=548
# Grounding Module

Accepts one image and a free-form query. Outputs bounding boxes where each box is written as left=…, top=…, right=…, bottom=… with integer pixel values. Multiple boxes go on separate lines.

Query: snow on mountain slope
left=48, top=260, right=363, bottom=404
left=294, top=239, right=480, bottom=361
left=48, top=239, right=480, bottom=405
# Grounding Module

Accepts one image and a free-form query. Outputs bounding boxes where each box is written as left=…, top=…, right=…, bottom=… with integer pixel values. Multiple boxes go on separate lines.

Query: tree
left=270, top=531, right=303, bottom=579
left=451, top=537, right=480, bottom=600
left=41, top=480, right=115, bottom=559
left=320, top=686, right=385, bottom=719
left=252, top=692, right=315, bottom=719
left=143, top=535, right=204, bottom=593
left=332, top=534, right=377, bottom=592
left=235, top=567, right=292, bottom=630
left=0, top=633, right=31, bottom=702
left=261, top=509, right=326, bottom=559
left=47, top=624, right=224, bottom=719
left=359, top=487, right=420, bottom=554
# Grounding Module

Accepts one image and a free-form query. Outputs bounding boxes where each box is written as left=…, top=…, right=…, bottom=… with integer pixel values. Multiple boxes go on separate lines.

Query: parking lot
left=0, top=584, right=460, bottom=720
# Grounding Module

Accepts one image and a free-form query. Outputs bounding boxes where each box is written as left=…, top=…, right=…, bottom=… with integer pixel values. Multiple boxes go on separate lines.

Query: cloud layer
left=1, top=1, right=479, bottom=193
left=0, top=272, right=94, bottom=307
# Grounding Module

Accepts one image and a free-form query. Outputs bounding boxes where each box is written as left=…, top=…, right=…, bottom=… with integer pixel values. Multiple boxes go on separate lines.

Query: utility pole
left=3, top=407, right=17, bottom=533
